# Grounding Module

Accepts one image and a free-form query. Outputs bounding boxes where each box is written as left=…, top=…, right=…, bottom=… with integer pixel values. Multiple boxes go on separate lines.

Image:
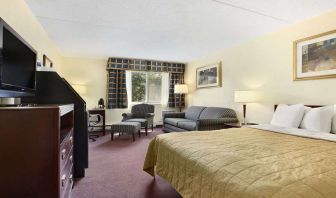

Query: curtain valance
left=106, top=57, right=185, bottom=73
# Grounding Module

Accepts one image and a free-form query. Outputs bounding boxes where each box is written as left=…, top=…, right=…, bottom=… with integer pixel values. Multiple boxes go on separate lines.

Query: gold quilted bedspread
left=143, top=128, right=336, bottom=198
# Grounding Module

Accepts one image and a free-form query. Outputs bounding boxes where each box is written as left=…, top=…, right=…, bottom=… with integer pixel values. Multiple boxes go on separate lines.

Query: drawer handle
left=69, top=155, right=73, bottom=163
left=69, top=174, right=73, bottom=183
left=61, top=149, right=66, bottom=160
left=61, top=174, right=66, bottom=187
left=70, top=136, right=73, bottom=145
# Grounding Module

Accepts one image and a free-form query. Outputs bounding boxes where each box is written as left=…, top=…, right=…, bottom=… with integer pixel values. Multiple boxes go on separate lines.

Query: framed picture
left=294, top=30, right=336, bottom=80
left=43, top=54, right=53, bottom=68
left=196, top=62, right=222, bottom=88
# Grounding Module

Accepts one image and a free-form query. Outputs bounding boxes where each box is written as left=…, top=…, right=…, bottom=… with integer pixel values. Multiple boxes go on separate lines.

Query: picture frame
left=196, top=62, right=222, bottom=88
left=293, top=29, right=336, bottom=81
left=43, top=54, right=53, bottom=68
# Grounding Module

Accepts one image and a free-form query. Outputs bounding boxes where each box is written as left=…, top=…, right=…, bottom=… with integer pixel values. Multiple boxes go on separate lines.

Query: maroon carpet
left=72, top=128, right=182, bottom=198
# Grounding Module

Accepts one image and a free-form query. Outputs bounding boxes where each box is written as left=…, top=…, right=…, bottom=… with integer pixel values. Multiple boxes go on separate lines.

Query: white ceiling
left=25, top=0, right=336, bottom=62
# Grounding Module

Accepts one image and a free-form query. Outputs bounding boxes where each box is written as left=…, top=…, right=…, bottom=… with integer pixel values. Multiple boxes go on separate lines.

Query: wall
left=0, top=0, right=62, bottom=71
left=59, top=57, right=123, bottom=124
left=185, top=10, right=336, bottom=124
left=60, top=57, right=172, bottom=125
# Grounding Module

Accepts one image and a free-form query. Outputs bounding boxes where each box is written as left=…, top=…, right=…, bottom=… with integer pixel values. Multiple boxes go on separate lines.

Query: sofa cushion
left=177, top=121, right=197, bottom=131
left=165, top=118, right=192, bottom=126
left=199, top=107, right=237, bottom=119
left=185, top=106, right=206, bottom=121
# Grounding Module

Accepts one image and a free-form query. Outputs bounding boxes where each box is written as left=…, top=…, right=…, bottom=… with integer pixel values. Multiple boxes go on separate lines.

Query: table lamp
left=234, top=90, right=257, bottom=125
left=174, top=84, right=188, bottom=112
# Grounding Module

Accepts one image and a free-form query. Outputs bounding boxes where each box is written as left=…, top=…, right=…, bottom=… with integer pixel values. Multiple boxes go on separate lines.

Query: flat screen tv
left=0, top=18, right=37, bottom=97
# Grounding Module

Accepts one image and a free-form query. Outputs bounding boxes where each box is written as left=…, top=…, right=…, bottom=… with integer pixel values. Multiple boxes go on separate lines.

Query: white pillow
left=332, top=106, right=336, bottom=134
left=300, top=106, right=334, bottom=133
left=271, top=104, right=305, bottom=128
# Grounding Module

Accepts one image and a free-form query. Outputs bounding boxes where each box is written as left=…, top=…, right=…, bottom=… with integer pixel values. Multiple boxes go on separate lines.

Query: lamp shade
left=174, top=84, right=188, bottom=94
left=234, top=91, right=257, bottom=103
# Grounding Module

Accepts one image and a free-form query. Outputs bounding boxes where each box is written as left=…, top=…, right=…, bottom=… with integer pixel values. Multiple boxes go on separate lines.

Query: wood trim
left=274, top=104, right=323, bottom=111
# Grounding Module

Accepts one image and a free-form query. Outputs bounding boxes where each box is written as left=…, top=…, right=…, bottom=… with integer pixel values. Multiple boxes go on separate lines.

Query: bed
left=143, top=125, right=336, bottom=198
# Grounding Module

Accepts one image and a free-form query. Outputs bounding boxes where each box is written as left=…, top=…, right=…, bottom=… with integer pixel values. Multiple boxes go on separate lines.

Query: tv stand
left=0, top=104, right=74, bottom=198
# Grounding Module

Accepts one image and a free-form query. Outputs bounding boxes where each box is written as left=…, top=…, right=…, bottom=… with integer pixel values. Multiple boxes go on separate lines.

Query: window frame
left=130, top=71, right=163, bottom=104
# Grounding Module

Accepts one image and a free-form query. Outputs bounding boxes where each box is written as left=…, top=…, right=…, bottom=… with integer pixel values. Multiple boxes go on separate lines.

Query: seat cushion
left=177, top=121, right=197, bottom=131
left=199, top=107, right=237, bottom=119
left=111, top=122, right=141, bottom=133
left=185, top=106, right=206, bottom=121
left=165, top=118, right=192, bottom=126
left=125, top=118, right=147, bottom=123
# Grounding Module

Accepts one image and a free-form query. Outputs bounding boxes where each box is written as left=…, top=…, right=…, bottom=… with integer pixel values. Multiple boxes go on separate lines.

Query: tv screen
left=2, top=27, right=36, bottom=90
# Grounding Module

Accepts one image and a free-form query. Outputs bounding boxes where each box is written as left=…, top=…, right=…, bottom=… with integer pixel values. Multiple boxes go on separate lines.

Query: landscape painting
left=294, top=30, right=336, bottom=80
left=196, top=62, right=221, bottom=88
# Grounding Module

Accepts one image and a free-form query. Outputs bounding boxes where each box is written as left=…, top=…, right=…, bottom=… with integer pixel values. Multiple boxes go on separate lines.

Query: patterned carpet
left=72, top=128, right=181, bottom=198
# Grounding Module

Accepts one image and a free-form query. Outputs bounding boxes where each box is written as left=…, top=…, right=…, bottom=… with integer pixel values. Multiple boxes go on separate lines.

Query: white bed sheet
left=249, top=124, right=336, bottom=142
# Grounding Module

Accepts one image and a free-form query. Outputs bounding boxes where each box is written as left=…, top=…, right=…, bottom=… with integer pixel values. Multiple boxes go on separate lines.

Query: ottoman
left=111, top=122, right=141, bottom=142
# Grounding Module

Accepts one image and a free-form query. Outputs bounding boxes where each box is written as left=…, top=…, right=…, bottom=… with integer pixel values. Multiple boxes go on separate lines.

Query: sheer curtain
left=125, top=70, right=132, bottom=110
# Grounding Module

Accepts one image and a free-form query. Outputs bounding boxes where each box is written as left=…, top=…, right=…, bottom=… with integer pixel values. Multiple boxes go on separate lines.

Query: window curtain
left=107, top=69, right=128, bottom=109
left=106, top=57, right=185, bottom=109
left=168, top=73, right=185, bottom=108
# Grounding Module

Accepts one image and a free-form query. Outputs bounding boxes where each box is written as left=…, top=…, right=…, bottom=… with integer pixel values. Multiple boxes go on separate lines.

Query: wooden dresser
left=0, top=104, right=74, bottom=198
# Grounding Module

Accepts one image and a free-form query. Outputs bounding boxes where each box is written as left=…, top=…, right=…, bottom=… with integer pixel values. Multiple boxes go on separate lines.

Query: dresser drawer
left=62, top=175, right=73, bottom=198
left=60, top=162, right=73, bottom=198
left=60, top=131, right=73, bottom=169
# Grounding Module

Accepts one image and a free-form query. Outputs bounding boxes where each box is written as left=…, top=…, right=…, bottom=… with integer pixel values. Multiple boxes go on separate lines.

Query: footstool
left=110, top=122, right=141, bottom=142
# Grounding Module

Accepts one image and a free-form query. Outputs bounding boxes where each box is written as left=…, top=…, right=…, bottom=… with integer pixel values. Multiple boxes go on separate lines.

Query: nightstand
left=224, top=122, right=258, bottom=128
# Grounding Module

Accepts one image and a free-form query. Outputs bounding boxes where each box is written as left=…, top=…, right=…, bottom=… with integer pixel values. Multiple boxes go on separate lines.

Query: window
left=131, top=72, right=146, bottom=102
left=127, top=71, right=168, bottom=104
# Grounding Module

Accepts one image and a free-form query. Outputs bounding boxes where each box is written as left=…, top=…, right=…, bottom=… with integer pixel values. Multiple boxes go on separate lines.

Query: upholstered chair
left=122, top=104, right=155, bottom=135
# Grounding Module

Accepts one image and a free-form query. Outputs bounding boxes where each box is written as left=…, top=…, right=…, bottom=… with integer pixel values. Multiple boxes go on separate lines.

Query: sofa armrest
left=163, top=112, right=185, bottom=120
left=122, top=113, right=133, bottom=121
left=197, top=118, right=239, bottom=131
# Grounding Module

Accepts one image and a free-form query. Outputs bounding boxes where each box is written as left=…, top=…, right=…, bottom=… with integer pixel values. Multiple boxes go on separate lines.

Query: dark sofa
left=163, top=106, right=238, bottom=132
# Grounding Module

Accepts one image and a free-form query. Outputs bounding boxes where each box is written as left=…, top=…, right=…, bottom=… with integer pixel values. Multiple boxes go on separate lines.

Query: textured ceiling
left=25, top=0, right=336, bottom=62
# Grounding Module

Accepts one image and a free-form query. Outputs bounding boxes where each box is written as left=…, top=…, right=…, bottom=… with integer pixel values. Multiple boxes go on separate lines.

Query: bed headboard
left=274, top=104, right=323, bottom=111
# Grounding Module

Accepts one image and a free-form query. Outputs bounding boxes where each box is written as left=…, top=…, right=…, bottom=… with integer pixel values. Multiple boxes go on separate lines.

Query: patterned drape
left=107, top=69, right=128, bottom=109
left=106, top=57, right=185, bottom=109
left=168, top=73, right=185, bottom=108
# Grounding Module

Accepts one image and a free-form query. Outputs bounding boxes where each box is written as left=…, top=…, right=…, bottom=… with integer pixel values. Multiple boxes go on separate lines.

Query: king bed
left=143, top=105, right=336, bottom=198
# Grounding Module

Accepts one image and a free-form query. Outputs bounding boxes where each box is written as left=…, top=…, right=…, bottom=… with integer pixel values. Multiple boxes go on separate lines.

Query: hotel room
left=1, top=0, right=336, bottom=198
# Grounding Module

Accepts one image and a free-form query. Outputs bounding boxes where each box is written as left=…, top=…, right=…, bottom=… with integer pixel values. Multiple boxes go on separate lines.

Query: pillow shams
left=332, top=106, right=336, bottom=134
left=271, top=104, right=305, bottom=128
left=300, top=106, right=334, bottom=133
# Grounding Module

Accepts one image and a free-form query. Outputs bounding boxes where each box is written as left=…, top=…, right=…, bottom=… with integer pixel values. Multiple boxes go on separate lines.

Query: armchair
left=122, top=104, right=155, bottom=135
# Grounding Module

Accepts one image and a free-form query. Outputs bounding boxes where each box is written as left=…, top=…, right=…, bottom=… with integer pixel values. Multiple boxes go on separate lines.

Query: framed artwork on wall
left=294, top=29, right=336, bottom=81
left=43, top=54, right=53, bottom=68
left=196, top=62, right=222, bottom=88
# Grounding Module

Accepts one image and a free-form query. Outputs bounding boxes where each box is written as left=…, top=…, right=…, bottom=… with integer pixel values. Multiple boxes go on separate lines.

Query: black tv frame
left=0, top=17, right=37, bottom=97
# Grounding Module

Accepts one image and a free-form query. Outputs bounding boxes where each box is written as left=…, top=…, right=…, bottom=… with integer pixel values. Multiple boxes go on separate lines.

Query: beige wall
left=0, top=0, right=62, bottom=71
left=186, top=10, right=336, bottom=124
left=60, top=57, right=107, bottom=109
left=60, top=56, right=131, bottom=124
left=60, top=57, right=170, bottom=125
